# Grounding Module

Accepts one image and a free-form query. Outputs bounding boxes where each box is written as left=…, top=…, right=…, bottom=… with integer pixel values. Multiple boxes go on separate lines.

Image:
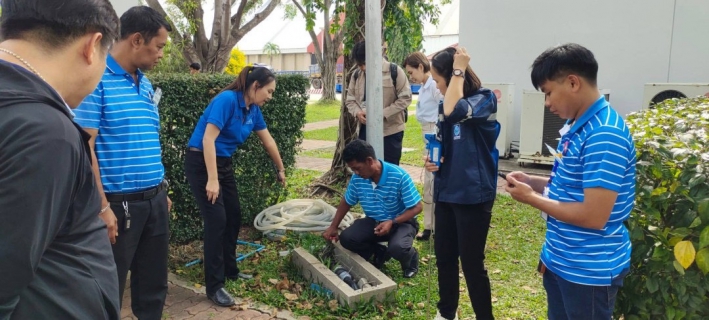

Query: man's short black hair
left=531, top=43, right=598, bottom=90
left=352, top=41, right=366, bottom=65
left=189, top=62, right=201, bottom=70
left=343, top=140, right=376, bottom=163
left=0, top=0, right=119, bottom=50
left=120, top=6, right=172, bottom=43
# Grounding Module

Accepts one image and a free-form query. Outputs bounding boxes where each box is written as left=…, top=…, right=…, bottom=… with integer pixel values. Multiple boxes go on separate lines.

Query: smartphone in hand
left=498, top=172, right=514, bottom=187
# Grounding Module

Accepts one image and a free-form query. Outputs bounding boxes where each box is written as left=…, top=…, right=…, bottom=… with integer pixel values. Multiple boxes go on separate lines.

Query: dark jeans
left=544, top=268, right=628, bottom=320
left=339, top=217, right=418, bottom=269
left=109, top=189, right=169, bottom=320
left=435, top=200, right=495, bottom=320
left=184, top=151, right=242, bottom=295
left=358, top=125, right=404, bottom=165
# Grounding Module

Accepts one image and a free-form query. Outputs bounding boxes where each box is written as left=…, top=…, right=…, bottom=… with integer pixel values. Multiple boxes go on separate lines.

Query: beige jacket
left=346, top=61, right=412, bottom=136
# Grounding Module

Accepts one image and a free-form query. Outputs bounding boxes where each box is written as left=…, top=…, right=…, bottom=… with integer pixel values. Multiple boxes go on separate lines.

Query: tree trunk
left=320, top=49, right=338, bottom=101
left=311, top=0, right=365, bottom=196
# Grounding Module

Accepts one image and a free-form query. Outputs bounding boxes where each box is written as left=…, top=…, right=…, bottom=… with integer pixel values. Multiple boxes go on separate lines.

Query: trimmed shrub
left=616, top=97, right=709, bottom=319
left=152, top=73, right=309, bottom=243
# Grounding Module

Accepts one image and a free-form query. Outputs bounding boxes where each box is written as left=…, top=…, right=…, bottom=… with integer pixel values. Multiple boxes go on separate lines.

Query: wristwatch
left=452, top=69, right=464, bottom=77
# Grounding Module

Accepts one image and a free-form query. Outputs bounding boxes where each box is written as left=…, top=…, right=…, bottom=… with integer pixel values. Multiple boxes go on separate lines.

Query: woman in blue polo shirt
left=184, top=66, right=286, bottom=307
left=425, top=47, right=500, bottom=320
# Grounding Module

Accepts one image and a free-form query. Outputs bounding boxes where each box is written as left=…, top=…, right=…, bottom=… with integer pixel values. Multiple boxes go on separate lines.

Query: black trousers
left=109, top=189, right=169, bottom=320
left=435, top=200, right=495, bottom=320
left=358, top=125, right=404, bottom=165
left=184, top=151, right=242, bottom=295
left=339, top=217, right=418, bottom=269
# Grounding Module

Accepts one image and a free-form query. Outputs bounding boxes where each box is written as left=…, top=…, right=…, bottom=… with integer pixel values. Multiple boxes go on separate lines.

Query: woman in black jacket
left=425, top=47, right=501, bottom=320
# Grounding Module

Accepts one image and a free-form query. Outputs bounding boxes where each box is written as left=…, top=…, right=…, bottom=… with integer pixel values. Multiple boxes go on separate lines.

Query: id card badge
left=540, top=187, right=549, bottom=221
left=152, top=87, right=162, bottom=108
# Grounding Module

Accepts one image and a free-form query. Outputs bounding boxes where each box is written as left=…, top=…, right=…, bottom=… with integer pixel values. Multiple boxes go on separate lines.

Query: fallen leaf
left=386, top=311, right=397, bottom=319
left=276, top=279, right=290, bottom=291
left=328, top=300, right=338, bottom=311
left=421, top=257, right=429, bottom=263
left=458, top=273, right=464, bottom=278
left=416, top=302, right=425, bottom=309
left=176, top=269, right=184, bottom=274
left=376, top=303, right=385, bottom=313
left=522, top=286, right=533, bottom=291
left=238, top=304, right=249, bottom=311
left=194, top=283, right=202, bottom=288
left=405, top=301, right=413, bottom=309
left=492, top=297, right=498, bottom=302
left=283, top=293, right=298, bottom=301
left=492, top=269, right=501, bottom=274
left=302, top=302, right=313, bottom=310
left=268, top=279, right=279, bottom=285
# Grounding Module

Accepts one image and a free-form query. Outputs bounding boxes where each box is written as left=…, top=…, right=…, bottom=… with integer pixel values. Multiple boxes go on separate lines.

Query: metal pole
left=365, top=0, right=384, bottom=160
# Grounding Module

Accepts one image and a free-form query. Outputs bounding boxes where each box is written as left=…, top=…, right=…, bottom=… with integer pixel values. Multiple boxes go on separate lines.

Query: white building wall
left=110, top=0, right=140, bottom=16
left=459, top=0, right=709, bottom=141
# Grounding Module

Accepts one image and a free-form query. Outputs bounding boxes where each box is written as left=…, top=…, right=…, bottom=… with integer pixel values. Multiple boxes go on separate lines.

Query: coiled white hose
left=253, top=199, right=355, bottom=232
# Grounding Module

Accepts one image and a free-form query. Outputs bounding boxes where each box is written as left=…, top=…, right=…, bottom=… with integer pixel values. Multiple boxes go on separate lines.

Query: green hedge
left=152, top=74, right=309, bottom=243
left=616, top=97, right=709, bottom=319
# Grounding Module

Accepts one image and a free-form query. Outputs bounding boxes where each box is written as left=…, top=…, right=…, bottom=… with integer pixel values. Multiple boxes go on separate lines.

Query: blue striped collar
left=374, top=159, right=388, bottom=187
left=106, top=54, right=144, bottom=78
left=568, top=95, right=608, bottom=135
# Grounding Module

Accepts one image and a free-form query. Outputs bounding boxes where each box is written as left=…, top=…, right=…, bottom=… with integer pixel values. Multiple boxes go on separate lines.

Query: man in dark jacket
left=0, top=0, right=121, bottom=319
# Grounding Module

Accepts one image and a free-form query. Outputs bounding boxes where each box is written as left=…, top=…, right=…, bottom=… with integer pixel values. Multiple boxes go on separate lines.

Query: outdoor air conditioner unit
left=642, top=83, right=709, bottom=109
left=517, top=89, right=610, bottom=167
left=483, top=83, right=514, bottom=159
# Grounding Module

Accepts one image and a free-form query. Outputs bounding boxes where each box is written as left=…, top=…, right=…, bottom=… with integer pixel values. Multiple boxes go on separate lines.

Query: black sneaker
left=403, top=249, right=419, bottom=278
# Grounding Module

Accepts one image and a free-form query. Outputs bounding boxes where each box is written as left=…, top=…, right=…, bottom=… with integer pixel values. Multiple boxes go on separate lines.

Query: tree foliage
left=383, top=0, right=449, bottom=65
left=225, top=47, right=248, bottom=75
left=145, top=0, right=281, bottom=73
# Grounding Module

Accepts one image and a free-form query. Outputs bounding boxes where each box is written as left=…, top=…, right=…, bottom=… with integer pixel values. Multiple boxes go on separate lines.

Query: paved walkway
left=121, top=275, right=308, bottom=320
left=302, top=119, right=340, bottom=132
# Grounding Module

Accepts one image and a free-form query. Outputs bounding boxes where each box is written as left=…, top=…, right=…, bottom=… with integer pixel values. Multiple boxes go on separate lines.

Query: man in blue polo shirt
left=323, top=140, right=423, bottom=278
left=504, top=43, right=635, bottom=319
left=74, top=6, right=172, bottom=320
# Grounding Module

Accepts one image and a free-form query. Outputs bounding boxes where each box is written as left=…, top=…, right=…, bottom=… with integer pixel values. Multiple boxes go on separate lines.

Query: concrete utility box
left=291, top=242, right=397, bottom=307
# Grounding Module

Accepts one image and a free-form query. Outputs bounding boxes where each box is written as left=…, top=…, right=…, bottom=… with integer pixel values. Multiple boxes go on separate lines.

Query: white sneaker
left=434, top=310, right=458, bottom=320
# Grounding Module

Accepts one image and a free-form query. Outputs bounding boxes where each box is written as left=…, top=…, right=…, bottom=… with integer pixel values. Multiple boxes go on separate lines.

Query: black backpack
left=353, top=63, right=407, bottom=122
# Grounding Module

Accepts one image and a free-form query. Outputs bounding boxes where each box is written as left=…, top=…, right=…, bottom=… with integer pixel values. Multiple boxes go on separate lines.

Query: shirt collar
left=234, top=91, right=257, bottom=110
left=423, top=75, right=435, bottom=89
left=106, top=54, right=144, bottom=78
left=373, top=159, right=388, bottom=187
left=567, top=96, right=608, bottom=135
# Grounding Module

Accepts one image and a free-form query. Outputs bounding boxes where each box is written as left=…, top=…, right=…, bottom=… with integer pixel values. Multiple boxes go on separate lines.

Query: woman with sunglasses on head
left=424, top=47, right=501, bottom=320
left=184, top=66, right=286, bottom=308
left=403, top=51, right=444, bottom=241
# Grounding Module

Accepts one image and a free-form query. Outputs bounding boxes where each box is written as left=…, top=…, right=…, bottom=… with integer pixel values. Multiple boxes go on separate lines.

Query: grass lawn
left=301, top=117, right=425, bottom=167
left=306, top=100, right=342, bottom=123
left=306, top=100, right=418, bottom=124
left=170, top=168, right=547, bottom=319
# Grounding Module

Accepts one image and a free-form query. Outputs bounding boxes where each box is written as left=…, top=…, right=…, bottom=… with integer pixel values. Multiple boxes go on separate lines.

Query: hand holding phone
left=498, top=172, right=514, bottom=187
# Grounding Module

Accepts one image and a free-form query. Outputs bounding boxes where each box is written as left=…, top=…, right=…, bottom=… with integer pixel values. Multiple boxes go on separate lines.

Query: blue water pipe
left=184, top=240, right=266, bottom=267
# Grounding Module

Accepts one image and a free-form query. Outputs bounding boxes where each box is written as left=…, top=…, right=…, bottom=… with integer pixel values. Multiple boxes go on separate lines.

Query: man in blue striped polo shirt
left=323, top=140, right=423, bottom=278
left=505, top=43, right=635, bottom=319
left=74, top=6, right=172, bottom=320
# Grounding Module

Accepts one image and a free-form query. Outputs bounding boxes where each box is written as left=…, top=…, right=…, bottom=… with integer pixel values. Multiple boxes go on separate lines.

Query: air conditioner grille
left=541, top=108, right=568, bottom=156
left=651, top=90, right=687, bottom=106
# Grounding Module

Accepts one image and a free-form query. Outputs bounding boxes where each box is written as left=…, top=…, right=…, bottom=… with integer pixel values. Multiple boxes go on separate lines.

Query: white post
left=365, top=0, right=384, bottom=159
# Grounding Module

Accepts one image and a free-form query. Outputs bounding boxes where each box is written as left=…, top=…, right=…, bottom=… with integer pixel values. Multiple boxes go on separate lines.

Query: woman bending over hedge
left=184, top=66, right=286, bottom=308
